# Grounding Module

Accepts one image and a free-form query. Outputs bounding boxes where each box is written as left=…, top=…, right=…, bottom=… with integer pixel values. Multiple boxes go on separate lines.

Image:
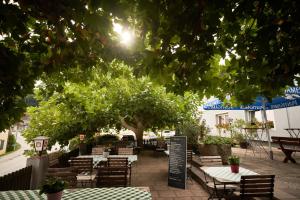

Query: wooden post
left=26, top=154, right=49, bottom=189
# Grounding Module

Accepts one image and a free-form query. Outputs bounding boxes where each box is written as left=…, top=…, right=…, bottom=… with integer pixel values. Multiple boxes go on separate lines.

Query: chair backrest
left=96, top=166, right=128, bottom=187
left=107, top=157, right=128, bottom=167
left=200, top=156, right=223, bottom=166
left=187, top=150, right=193, bottom=163
left=118, top=147, right=133, bottom=155
left=240, top=175, right=275, bottom=199
left=69, top=157, right=93, bottom=174
left=92, top=147, right=104, bottom=155
left=47, top=167, right=78, bottom=188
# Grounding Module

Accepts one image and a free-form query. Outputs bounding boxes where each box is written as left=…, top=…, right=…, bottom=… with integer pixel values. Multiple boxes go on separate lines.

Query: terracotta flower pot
left=47, top=191, right=63, bottom=200
left=230, top=164, right=239, bottom=173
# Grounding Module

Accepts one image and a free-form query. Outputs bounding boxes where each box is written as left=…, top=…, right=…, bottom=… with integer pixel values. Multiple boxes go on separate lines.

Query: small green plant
left=228, top=155, right=240, bottom=165
left=39, top=177, right=67, bottom=195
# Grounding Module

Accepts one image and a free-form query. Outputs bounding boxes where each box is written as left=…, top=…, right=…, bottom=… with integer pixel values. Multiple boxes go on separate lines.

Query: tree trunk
left=119, top=116, right=145, bottom=147
left=134, top=128, right=144, bottom=147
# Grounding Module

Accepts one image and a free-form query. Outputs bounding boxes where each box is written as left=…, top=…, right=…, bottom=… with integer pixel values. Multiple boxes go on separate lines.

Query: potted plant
left=228, top=155, right=240, bottom=173
left=40, top=177, right=67, bottom=200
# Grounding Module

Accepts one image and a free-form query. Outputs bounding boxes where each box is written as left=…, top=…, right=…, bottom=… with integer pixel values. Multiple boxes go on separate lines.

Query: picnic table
left=284, top=128, right=300, bottom=138
left=0, top=187, right=152, bottom=200
left=271, top=136, right=300, bottom=163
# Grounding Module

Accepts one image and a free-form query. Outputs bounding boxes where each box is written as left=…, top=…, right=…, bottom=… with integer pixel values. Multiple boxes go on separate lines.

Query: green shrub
left=202, top=135, right=233, bottom=145
left=95, top=134, right=119, bottom=145
left=6, top=134, right=16, bottom=152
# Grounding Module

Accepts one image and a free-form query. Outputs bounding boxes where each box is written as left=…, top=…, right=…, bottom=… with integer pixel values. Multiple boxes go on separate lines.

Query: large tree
left=24, top=64, right=199, bottom=147
left=1, top=0, right=300, bottom=131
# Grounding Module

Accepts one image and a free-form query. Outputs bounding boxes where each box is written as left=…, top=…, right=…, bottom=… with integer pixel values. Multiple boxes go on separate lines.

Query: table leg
left=283, top=150, right=296, bottom=163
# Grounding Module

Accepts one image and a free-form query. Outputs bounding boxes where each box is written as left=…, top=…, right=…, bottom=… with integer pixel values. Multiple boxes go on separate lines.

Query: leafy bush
left=179, top=120, right=209, bottom=145
left=202, top=135, right=233, bottom=145
left=68, top=136, right=80, bottom=151
left=6, top=134, right=16, bottom=152
left=95, top=134, right=119, bottom=145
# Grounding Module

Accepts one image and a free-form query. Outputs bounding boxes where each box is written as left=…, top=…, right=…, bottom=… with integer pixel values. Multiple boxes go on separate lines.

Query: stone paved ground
left=131, top=150, right=209, bottom=200
left=131, top=147, right=300, bottom=200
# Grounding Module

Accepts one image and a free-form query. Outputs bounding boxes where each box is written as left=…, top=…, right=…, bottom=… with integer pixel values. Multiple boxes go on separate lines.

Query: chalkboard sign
left=168, top=136, right=187, bottom=189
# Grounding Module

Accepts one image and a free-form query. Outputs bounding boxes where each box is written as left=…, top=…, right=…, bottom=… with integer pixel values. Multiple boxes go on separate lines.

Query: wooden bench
left=199, top=156, right=223, bottom=166
left=271, top=136, right=300, bottom=163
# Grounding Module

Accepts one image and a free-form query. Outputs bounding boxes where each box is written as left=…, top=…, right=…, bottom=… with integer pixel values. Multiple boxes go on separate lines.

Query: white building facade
left=201, top=106, right=300, bottom=140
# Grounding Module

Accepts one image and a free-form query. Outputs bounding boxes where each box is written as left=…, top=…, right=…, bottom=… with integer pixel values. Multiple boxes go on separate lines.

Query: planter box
left=198, top=144, right=232, bottom=164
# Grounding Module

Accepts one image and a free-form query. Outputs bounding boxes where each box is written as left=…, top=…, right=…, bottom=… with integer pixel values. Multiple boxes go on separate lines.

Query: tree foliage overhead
left=24, top=63, right=199, bottom=147
left=1, top=0, right=300, bottom=131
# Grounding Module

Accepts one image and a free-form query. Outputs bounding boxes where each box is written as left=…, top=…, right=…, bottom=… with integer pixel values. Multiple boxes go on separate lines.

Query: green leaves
left=24, top=63, right=199, bottom=147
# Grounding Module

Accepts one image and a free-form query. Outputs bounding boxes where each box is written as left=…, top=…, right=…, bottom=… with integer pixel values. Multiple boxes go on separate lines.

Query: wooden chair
left=107, top=157, right=131, bottom=185
left=239, top=175, right=275, bottom=199
left=96, top=166, right=128, bottom=187
left=206, top=177, right=236, bottom=200
left=47, top=167, right=78, bottom=188
left=118, top=147, right=133, bottom=155
left=186, top=150, right=193, bottom=181
left=92, top=147, right=104, bottom=155
left=200, top=156, right=223, bottom=166
left=70, top=157, right=94, bottom=187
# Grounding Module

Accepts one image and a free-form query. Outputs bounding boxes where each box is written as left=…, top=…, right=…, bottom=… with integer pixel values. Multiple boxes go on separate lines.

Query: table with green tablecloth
left=0, top=187, right=152, bottom=200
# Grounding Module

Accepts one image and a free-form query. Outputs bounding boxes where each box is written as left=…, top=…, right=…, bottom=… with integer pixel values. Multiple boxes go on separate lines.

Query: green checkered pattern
left=0, top=188, right=152, bottom=200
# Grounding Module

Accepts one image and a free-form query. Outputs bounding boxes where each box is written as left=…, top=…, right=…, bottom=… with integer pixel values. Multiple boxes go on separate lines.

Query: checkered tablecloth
left=200, top=166, right=258, bottom=183
left=78, top=155, right=138, bottom=168
left=0, top=187, right=152, bottom=200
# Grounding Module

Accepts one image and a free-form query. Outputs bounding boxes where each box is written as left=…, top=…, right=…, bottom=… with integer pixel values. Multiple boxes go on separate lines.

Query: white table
left=77, top=155, right=138, bottom=167
left=200, top=166, right=258, bottom=184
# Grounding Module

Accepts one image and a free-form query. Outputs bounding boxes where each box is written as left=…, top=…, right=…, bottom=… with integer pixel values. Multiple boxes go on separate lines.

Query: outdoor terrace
left=131, top=148, right=300, bottom=200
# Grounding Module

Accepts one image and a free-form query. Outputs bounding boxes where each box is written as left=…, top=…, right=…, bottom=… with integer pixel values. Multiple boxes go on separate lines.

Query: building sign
left=168, top=136, right=187, bottom=189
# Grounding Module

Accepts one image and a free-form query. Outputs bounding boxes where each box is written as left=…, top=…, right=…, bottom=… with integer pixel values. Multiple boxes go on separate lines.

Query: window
left=0, top=140, right=4, bottom=150
left=216, top=113, right=229, bottom=125
left=249, top=111, right=256, bottom=124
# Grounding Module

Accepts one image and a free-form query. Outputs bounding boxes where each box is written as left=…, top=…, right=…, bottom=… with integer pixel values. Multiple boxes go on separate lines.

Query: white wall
left=201, top=110, right=246, bottom=137
left=201, top=106, right=300, bottom=141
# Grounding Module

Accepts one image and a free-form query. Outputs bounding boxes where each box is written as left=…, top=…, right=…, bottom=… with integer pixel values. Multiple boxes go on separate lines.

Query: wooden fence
left=0, top=166, right=32, bottom=191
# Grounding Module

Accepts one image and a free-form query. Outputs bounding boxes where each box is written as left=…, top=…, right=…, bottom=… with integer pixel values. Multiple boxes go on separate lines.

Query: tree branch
left=119, top=116, right=137, bottom=132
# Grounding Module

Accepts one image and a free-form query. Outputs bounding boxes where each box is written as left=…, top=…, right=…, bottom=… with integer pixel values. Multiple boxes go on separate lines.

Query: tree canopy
left=24, top=63, right=199, bottom=146
left=1, top=0, right=300, bottom=131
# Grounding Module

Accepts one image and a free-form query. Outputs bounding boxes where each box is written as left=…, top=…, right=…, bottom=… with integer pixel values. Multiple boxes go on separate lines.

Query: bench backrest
left=240, top=175, right=275, bottom=199
left=92, top=147, right=104, bottom=155
left=70, top=157, right=93, bottom=174
left=118, top=147, right=133, bottom=155
left=200, top=156, right=223, bottom=166
left=96, top=166, right=128, bottom=187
